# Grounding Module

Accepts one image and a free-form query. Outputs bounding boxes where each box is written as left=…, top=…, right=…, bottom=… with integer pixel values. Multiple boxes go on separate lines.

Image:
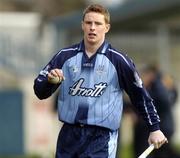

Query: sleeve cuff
left=148, top=123, right=160, bottom=132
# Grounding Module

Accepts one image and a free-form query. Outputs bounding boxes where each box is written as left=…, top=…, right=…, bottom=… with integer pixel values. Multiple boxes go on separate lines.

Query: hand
left=148, top=130, right=168, bottom=149
left=48, top=69, right=65, bottom=83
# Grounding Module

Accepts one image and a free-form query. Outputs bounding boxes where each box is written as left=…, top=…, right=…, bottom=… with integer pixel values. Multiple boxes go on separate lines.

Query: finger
left=55, top=69, right=65, bottom=80
left=48, top=71, right=57, bottom=80
left=48, top=72, right=54, bottom=78
left=162, top=137, right=168, bottom=144
left=153, top=141, right=160, bottom=149
left=157, top=140, right=165, bottom=149
left=54, top=69, right=63, bottom=77
left=165, top=137, right=168, bottom=144
left=50, top=70, right=57, bottom=76
left=159, top=137, right=168, bottom=147
left=54, top=69, right=60, bottom=75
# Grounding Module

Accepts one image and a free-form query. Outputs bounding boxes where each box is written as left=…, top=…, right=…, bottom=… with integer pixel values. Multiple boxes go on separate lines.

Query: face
left=82, top=12, right=110, bottom=45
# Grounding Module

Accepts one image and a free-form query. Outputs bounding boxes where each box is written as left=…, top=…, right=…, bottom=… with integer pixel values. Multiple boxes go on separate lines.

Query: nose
left=90, top=23, right=95, bottom=30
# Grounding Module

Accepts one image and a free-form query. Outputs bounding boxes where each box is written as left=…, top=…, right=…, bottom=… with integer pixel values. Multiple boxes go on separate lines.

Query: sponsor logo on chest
left=69, top=78, right=107, bottom=97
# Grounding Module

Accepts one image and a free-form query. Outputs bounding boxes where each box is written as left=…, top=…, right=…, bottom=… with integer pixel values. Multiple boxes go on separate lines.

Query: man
left=34, top=4, right=167, bottom=158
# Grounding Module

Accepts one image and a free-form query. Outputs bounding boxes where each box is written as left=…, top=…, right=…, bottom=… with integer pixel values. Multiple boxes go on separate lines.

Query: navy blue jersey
left=34, top=40, right=160, bottom=131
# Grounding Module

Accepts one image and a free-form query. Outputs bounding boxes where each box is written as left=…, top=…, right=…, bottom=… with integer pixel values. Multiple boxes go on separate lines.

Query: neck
left=84, top=40, right=104, bottom=57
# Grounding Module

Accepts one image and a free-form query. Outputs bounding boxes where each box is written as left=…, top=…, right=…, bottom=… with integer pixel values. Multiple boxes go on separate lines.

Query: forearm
left=130, top=88, right=160, bottom=132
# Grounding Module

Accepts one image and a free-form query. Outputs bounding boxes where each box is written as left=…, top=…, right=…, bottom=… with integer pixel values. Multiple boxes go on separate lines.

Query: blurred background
left=0, top=0, right=180, bottom=158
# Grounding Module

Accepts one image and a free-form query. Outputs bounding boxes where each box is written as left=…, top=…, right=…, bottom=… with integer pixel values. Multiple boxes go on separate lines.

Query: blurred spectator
left=132, top=64, right=180, bottom=158
left=162, top=74, right=178, bottom=107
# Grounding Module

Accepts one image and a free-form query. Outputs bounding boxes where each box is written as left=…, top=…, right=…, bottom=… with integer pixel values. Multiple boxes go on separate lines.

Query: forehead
left=84, top=12, right=105, bottom=22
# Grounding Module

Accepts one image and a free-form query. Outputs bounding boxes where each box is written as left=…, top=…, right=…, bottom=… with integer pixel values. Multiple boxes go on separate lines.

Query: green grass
left=173, top=143, right=180, bottom=154
left=117, top=143, right=180, bottom=158
left=116, top=143, right=133, bottom=158
left=0, top=155, right=41, bottom=158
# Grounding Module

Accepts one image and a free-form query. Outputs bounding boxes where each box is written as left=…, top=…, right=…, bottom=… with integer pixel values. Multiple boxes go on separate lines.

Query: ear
left=81, top=21, right=84, bottom=31
left=105, top=24, right=110, bottom=33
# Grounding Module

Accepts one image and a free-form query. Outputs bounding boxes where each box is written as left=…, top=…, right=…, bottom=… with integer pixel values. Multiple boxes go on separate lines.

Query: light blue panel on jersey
left=58, top=52, right=84, bottom=123
left=87, top=54, right=123, bottom=129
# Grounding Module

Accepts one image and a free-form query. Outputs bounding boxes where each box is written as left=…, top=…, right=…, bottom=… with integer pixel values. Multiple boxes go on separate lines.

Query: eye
left=95, top=22, right=102, bottom=25
left=85, top=21, right=92, bottom=25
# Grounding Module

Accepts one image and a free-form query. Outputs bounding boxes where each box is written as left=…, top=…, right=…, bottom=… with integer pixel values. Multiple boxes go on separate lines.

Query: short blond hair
left=83, top=4, right=110, bottom=24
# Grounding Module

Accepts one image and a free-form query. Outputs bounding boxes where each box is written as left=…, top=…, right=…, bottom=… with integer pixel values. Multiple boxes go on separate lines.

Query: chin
left=87, top=39, right=97, bottom=44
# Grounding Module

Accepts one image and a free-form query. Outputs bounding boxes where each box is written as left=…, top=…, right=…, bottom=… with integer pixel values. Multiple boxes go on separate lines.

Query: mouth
left=88, top=33, right=96, bottom=38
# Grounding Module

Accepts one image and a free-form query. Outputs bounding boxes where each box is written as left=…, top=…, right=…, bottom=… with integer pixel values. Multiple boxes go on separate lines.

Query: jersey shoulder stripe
left=108, top=48, right=130, bottom=67
left=52, top=44, right=82, bottom=68
left=56, top=47, right=79, bottom=56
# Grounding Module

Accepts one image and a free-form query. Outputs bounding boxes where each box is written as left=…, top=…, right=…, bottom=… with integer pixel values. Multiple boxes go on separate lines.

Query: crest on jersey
left=96, top=65, right=106, bottom=75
